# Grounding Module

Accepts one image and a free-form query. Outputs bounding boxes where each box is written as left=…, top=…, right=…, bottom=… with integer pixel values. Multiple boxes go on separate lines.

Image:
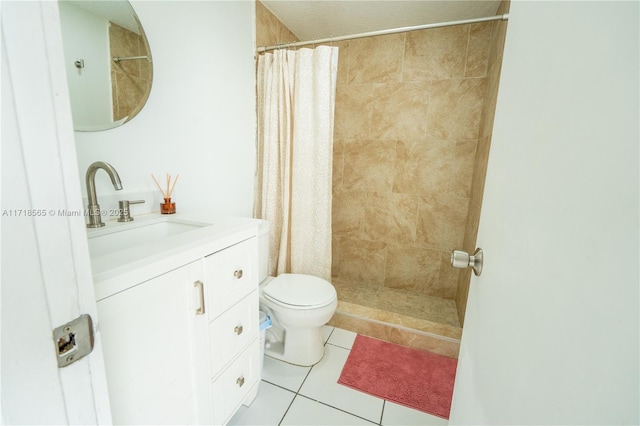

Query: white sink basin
left=87, top=216, right=210, bottom=258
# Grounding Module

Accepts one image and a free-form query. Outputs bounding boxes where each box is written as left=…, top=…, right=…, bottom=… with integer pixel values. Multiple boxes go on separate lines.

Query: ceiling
left=261, top=1, right=502, bottom=42
left=64, top=0, right=141, bottom=34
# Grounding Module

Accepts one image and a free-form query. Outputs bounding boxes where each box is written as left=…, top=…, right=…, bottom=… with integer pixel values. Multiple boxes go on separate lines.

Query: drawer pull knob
left=234, top=325, right=244, bottom=335
left=236, top=376, right=245, bottom=387
left=234, top=270, right=243, bottom=279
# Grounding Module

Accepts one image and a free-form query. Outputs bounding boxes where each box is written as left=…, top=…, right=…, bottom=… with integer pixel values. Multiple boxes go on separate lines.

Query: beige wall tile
left=385, top=246, right=457, bottom=299
left=114, top=70, right=148, bottom=121
left=332, top=190, right=367, bottom=238
left=348, top=33, right=405, bottom=85
left=110, top=23, right=152, bottom=121
left=427, top=78, right=486, bottom=140
left=110, top=23, right=140, bottom=77
left=334, top=41, right=350, bottom=86
left=492, top=19, right=509, bottom=69
left=465, top=22, right=493, bottom=78
left=449, top=140, right=478, bottom=198
left=335, top=237, right=387, bottom=285
left=470, top=135, right=492, bottom=205
left=453, top=3, right=510, bottom=324
left=334, top=85, right=373, bottom=139
left=403, top=25, right=468, bottom=81
left=371, top=82, right=431, bottom=140
left=416, top=196, right=469, bottom=249
left=490, top=1, right=510, bottom=70
left=343, top=140, right=396, bottom=192
left=111, top=70, right=118, bottom=118
left=328, top=313, right=392, bottom=341
left=389, top=328, right=460, bottom=358
left=463, top=199, right=482, bottom=254
left=393, top=138, right=454, bottom=196
left=479, top=54, right=503, bottom=138
left=384, top=246, right=441, bottom=292
left=333, top=139, right=345, bottom=189
left=255, top=1, right=298, bottom=47
left=437, top=251, right=460, bottom=299
left=331, top=236, right=340, bottom=277
left=364, top=192, right=419, bottom=245
left=255, top=1, right=279, bottom=48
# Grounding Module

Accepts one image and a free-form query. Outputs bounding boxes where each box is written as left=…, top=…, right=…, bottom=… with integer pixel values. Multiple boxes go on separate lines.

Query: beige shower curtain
left=255, top=46, right=338, bottom=281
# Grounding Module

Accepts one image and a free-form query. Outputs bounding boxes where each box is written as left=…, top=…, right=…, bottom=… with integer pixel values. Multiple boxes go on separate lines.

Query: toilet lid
left=264, top=274, right=336, bottom=307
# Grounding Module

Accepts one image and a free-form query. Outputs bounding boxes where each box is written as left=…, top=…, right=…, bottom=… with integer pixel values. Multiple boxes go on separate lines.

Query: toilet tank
left=257, top=219, right=270, bottom=283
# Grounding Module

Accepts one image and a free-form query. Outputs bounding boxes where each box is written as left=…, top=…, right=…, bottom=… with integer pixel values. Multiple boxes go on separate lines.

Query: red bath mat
left=337, top=334, right=458, bottom=419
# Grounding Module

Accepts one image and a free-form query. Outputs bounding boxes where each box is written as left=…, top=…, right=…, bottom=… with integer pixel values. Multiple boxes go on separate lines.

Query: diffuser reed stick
left=151, top=173, right=179, bottom=198
left=169, top=174, right=179, bottom=197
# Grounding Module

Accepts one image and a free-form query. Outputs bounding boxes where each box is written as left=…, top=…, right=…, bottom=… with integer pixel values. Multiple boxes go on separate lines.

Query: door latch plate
left=53, top=314, right=94, bottom=368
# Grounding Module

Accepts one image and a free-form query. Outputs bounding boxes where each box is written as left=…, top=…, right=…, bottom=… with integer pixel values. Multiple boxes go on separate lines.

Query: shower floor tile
left=332, top=279, right=460, bottom=328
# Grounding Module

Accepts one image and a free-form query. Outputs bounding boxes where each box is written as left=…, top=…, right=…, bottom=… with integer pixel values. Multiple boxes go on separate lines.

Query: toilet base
left=264, top=326, right=325, bottom=366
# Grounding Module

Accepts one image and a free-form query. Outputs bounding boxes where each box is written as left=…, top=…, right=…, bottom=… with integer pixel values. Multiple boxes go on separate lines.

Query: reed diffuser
left=151, top=173, right=179, bottom=214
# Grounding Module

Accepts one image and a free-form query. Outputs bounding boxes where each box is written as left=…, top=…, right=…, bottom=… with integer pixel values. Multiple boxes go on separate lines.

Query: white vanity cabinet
left=204, top=237, right=260, bottom=424
left=93, top=219, right=261, bottom=425
left=97, top=260, right=206, bottom=424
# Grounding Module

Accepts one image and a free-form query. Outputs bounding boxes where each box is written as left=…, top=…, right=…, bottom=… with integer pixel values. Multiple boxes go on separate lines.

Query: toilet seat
left=263, top=274, right=336, bottom=309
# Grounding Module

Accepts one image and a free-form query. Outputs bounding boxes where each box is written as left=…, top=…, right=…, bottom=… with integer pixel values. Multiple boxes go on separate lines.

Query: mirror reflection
left=58, top=0, right=153, bottom=131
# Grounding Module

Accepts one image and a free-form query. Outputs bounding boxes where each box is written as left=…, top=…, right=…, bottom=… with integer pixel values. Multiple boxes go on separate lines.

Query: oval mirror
left=58, top=0, right=153, bottom=131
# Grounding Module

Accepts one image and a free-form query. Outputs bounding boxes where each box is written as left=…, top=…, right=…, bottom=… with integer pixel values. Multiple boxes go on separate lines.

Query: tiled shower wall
left=255, top=1, right=509, bottom=326
left=331, top=23, right=493, bottom=303
left=256, top=2, right=299, bottom=52
left=456, top=1, right=510, bottom=324
left=109, top=23, right=152, bottom=122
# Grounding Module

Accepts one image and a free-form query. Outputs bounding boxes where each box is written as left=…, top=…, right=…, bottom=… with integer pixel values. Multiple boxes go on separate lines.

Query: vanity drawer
left=211, top=339, right=260, bottom=426
left=205, top=237, right=258, bottom=319
left=209, top=291, right=258, bottom=376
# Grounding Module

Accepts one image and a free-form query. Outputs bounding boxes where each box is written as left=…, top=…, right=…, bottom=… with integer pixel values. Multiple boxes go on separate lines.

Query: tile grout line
left=295, top=394, right=380, bottom=425
left=266, top=328, right=437, bottom=426
left=277, top=330, right=335, bottom=425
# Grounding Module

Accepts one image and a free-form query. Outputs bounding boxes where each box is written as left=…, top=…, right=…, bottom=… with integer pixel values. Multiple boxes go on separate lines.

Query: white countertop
left=89, top=213, right=262, bottom=300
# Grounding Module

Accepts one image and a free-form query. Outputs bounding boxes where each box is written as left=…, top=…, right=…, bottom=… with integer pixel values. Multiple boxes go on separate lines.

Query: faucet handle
left=117, top=199, right=145, bottom=222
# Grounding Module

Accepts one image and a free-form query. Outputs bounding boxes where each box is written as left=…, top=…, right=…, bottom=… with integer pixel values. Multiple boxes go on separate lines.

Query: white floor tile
left=326, top=327, right=357, bottom=349
left=381, top=402, right=449, bottom=426
left=281, top=395, right=375, bottom=426
left=262, top=355, right=311, bottom=392
left=228, top=381, right=295, bottom=426
left=231, top=328, right=452, bottom=426
left=298, top=344, right=384, bottom=423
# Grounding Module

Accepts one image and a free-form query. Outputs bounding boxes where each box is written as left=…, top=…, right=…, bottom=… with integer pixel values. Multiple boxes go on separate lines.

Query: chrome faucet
left=86, top=161, right=123, bottom=228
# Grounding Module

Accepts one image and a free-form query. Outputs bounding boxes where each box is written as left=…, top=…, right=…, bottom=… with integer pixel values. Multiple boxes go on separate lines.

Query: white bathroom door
left=449, top=2, right=638, bottom=425
left=1, top=1, right=111, bottom=424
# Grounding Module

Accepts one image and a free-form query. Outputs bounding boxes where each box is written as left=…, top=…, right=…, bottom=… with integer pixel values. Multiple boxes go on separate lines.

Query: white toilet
left=258, top=221, right=337, bottom=366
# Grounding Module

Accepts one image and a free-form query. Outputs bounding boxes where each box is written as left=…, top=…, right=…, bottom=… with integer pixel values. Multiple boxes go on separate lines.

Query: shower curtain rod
left=112, top=55, right=150, bottom=62
left=257, top=13, right=509, bottom=53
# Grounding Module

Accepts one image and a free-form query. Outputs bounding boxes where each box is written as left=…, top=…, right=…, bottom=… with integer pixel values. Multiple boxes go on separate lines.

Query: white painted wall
left=74, top=1, right=256, bottom=217
left=58, top=1, right=112, bottom=129
left=450, top=1, right=639, bottom=424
